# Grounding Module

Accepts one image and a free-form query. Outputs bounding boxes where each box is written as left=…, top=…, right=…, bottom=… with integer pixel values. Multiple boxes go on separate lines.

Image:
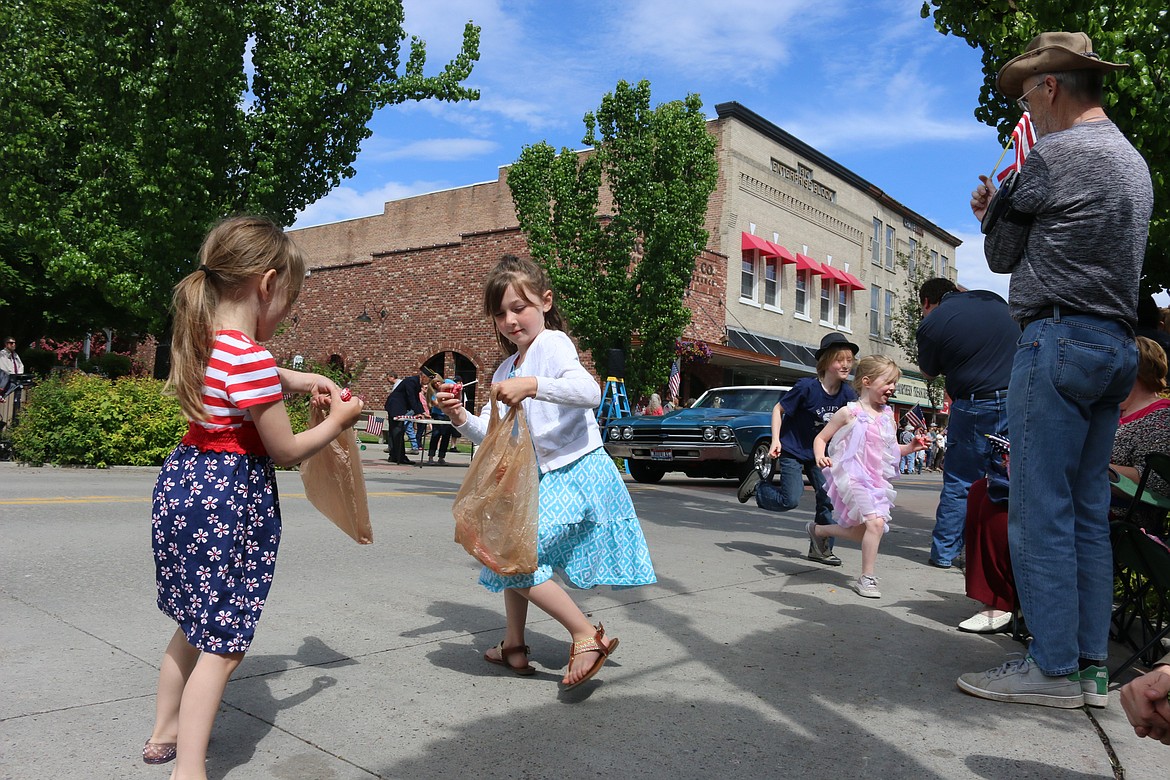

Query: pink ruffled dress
left=822, top=401, right=901, bottom=531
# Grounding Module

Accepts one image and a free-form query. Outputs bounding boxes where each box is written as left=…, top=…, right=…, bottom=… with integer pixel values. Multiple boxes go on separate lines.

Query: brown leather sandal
left=562, top=622, right=619, bottom=691
left=484, top=641, right=536, bottom=676
left=142, top=740, right=177, bottom=765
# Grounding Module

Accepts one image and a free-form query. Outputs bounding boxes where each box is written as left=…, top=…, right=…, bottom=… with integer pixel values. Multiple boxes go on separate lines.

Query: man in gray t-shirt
left=958, top=32, right=1153, bottom=710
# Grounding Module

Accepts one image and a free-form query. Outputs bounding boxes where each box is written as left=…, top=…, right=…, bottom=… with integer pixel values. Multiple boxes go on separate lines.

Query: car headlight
left=607, top=427, right=620, bottom=441
left=621, top=426, right=633, bottom=440
left=717, top=426, right=733, bottom=442
left=702, top=426, right=715, bottom=441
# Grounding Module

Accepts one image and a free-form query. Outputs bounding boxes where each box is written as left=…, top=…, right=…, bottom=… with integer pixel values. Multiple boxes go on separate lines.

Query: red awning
left=741, top=232, right=776, bottom=255
left=820, top=264, right=849, bottom=285
left=766, top=241, right=797, bottom=264
left=841, top=271, right=866, bottom=291
left=794, top=253, right=823, bottom=274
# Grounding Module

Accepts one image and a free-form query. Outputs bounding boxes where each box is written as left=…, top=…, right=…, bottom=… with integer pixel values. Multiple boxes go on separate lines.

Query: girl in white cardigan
left=438, top=255, right=655, bottom=690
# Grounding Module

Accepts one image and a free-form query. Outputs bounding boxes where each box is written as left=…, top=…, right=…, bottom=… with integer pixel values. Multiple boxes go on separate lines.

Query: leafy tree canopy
left=507, top=80, right=719, bottom=397
left=0, top=0, right=480, bottom=340
left=921, top=0, right=1169, bottom=290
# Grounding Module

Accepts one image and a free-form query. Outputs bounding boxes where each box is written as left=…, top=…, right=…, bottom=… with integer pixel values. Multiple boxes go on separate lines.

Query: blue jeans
left=1008, top=313, right=1136, bottom=676
left=929, top=397, right=1007, bottom=566
left=756, top=455, right=836, bottom=529
left=900, top=452, right=915, bottom=473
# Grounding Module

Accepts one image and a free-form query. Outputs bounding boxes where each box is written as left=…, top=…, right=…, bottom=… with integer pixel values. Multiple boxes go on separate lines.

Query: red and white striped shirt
left=196, top=330, right=282, bottom=429
left=182, top=331, right=282, bottom=455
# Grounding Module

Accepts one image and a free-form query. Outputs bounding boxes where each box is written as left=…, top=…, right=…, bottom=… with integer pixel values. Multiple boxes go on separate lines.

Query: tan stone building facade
left=263, top=102, right=959, bottom=413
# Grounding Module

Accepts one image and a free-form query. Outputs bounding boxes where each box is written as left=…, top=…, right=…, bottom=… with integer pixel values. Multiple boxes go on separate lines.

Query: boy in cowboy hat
left=737, top=332, right=858, bottom=566
left=961, top=32, right=1153, bottom=710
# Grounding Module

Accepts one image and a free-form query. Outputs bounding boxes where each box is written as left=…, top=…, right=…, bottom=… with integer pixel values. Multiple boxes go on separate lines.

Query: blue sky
left=292, top=0, right=1018, bottom=299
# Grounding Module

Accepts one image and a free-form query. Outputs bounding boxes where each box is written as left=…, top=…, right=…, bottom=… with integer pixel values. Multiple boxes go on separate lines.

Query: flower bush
left=11, top=373, right=187, bottom=467
left=674, top=339, right=712, bottom=364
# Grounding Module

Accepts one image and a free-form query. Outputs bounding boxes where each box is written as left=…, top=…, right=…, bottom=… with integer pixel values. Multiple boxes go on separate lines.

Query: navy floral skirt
left=152, top=444, right=281, bottom=654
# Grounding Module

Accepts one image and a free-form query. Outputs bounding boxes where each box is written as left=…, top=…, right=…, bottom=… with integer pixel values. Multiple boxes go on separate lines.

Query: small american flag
left=365, top=415, right=385, bottom=438
left=667, top=360, right=681, bottom=402
left=903, top=404, right=927, bottom=433
left=996, top=113, right=1036, bottom=184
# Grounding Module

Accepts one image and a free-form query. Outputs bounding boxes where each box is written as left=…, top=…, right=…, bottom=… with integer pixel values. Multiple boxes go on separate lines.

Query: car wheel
left=628, top=460, right=666, bottom=484
left=746, top=442, right=772, bottom=481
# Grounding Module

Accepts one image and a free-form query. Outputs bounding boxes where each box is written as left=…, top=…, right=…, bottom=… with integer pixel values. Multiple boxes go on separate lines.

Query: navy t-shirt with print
left=778, top=377, right=857, bottom=462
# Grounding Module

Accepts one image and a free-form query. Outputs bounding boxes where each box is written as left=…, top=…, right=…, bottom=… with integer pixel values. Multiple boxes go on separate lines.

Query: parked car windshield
left=692, top=388, right=782, bottom=413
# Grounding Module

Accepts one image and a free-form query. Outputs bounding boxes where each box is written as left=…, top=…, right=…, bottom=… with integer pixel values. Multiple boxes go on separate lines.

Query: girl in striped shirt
left=142, top=216, right=363, bottom=776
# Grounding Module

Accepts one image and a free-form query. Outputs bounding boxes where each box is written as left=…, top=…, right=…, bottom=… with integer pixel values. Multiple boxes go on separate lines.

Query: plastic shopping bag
left=452, top=396, right=539, bottom=575
left=300, top=402, right=373, bottom=544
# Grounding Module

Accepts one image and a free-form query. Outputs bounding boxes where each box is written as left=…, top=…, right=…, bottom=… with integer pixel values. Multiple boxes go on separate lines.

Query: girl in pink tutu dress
left=810, top=355, right=928, bottom=599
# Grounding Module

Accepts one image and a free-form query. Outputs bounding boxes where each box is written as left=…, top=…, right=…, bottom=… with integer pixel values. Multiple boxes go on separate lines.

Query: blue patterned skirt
left=479, top=447, right=656, bottom=592
left=152, top=444, right=282, bottom=654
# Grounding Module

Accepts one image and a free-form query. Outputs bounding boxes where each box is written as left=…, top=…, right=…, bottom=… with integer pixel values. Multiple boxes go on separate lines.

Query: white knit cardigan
left=455, top=329, right=602, bottom=473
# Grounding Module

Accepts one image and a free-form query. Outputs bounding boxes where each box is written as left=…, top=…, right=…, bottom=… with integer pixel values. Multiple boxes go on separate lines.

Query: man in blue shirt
left=916, top=278, right=1017, bottom=569
left=738, top=333, right=858, bottom=565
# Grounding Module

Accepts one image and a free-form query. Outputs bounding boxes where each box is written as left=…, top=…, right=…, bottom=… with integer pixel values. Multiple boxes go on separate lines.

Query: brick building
left=266, top=101, right=960, bottom=414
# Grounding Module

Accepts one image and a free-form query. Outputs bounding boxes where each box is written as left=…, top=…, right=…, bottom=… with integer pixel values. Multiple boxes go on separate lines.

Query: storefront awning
left=841, top=271, right=866, bottom=291
left=794, top=253, right=823, bottom=274
left=726, top=328, right=819, bottom=371
left=741, top=232, right=777, bottom=255
left=766, top=241, right=797, bottom=264
left=820, top=264, right=849, bottom=285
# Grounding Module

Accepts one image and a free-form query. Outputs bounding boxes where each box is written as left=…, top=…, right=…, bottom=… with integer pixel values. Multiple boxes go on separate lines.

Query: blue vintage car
left=603, top=385, right=791, bottom=483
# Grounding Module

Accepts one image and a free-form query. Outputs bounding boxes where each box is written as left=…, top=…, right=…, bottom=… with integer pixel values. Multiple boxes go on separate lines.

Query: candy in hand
left=442, top=379, right=463, bottom=397
left=340, top=388, right=352, bottom=402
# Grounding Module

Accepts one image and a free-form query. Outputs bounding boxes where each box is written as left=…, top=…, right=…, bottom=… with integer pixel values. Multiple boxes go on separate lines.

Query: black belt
left=963, top=390, right=1008, bottom=401
left=1019, top=304, right=1133, bottom=335
left=1020, top=306, right=1081, bottom=329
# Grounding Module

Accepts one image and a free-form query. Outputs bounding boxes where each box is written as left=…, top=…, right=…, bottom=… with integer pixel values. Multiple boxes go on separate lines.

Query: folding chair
left=1114, top=451, right=1170, bottom=533
left=1110, top=520, right=1170, bottom=675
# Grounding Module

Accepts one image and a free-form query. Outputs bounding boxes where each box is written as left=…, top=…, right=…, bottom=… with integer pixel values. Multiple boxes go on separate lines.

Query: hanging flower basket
left=675, top=339, right=711, bottom=365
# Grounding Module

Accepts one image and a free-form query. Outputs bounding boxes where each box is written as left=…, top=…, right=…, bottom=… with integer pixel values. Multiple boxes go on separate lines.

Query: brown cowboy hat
left=997, top=31, right=1127, bottom=99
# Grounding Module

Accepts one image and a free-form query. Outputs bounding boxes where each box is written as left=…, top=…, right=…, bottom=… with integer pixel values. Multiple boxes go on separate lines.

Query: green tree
left=507, top=80, right=719, bottom=396
left=920, top=0, right=1169, bottom=290
left=890, top=244, right=946, bottom=410
left=0, top=0, right=480, bottom=340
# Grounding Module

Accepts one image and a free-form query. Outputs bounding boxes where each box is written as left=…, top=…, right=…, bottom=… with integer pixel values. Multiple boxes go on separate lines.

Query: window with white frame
left=763, top=256, right=779, bottom=308
left=872, top=218, right=882, bottom=264
left=908, top=238, right=917, bottom=275
left=941, top=254, right=950, bottom=278
left=837, top=285, right=850, bottom=329
left=795, top=269, right=809, bottom=316
left=884, top=289, right=895, bottom=340
left=885, top=225, right=895, bottom=269
left=870, top=285, right=881, bottom=338
left=820, top=275, right=833, bottom=323
left=931, top=249, right=939, bottom=276
left=740, top=251, right=756, bottom=301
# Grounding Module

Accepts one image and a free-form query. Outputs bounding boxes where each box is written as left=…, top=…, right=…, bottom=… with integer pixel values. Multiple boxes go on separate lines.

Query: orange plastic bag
left=452, top=396, right=539, bottom=575
left=300, top=404, right=373, bottom=544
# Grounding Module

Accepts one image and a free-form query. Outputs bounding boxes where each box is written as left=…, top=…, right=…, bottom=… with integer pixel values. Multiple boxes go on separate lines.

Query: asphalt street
left=1, top=449, right=1165, bottom=779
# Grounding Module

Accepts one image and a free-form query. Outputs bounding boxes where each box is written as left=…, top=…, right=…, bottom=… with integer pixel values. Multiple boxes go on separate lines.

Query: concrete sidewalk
left=0, top=459, right=1165, bottom=779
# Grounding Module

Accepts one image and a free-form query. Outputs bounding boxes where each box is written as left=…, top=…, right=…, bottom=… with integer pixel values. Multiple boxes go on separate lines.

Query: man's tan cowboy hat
left=997, top=31, right=1127, bottom=99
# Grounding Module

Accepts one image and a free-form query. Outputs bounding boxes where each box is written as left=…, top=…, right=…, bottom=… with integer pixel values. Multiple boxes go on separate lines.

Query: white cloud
left=362, top=136, right=500, bottom=162
left=782, top=111, right=988, bottom=152
left=602, top=0, right=819, bottom=81
left=401, top=0, right=515, bottom=57
left=292, top=180, right=448, bottom=229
